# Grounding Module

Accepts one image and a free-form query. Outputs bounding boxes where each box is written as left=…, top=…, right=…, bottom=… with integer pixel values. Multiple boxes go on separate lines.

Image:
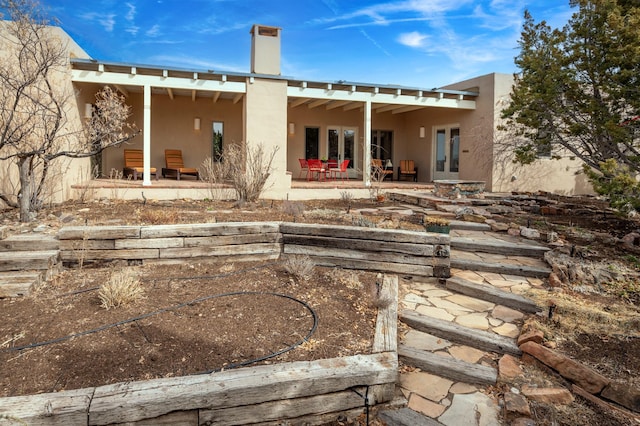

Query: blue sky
left=41, top=0, right=573, bottom=89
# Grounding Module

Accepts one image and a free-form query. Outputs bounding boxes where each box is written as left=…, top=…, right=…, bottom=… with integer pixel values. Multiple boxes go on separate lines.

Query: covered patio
left=70, top=176, right=434, bottom=202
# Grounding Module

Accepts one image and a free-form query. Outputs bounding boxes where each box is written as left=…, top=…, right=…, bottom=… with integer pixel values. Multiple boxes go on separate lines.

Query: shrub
left=201, top=143, right=278, bottom=203
left=98, top=268, right=144, bottom=309
left=136, top=208, right=180, bottom=224
left=282, top=254, right=315, bottom=282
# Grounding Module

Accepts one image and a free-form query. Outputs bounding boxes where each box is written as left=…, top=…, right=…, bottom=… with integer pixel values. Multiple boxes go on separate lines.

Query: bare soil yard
left=0, top=195, right=639, bottom=425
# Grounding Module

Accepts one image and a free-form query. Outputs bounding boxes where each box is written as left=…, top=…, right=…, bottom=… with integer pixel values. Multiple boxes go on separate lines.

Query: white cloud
left=146, top=24, right=161, bottom=37
left=398, top=31, right=427, bottom=48
left=125, top=26, right=140, bottom=36
left=125, top=3, right=136, bottom=21
left=79, top=12, right=117, bottom=32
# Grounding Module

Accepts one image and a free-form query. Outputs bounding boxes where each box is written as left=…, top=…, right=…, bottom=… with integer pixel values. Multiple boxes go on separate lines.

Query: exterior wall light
left=194, top=117, right=201, bottom=131
left=289, top=122, right=295, bottom=135
left=419, top=126, right=425, bottom=138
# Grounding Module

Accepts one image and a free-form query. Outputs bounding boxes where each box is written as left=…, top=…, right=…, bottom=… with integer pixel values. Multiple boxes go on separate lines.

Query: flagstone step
left=0, top=234, right=59, bottom=252
left=400, top=309, right=521, bottom=357
left=450, top=249, right=551, bottom=278
left=446, top=276, right=540, bottom=314
left=0, top=271, right=45, bottom=298
left=0, top=251, right=59, bottom=272
left=398, top=344, right=497, bottom=386
left=450, top=235, right=549, bottom=257
left=378, top=407, right=444, bottom=426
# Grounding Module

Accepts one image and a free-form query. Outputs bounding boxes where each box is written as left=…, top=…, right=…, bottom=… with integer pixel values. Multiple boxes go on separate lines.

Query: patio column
left=363, top=100, right=372, bottom=187
left=143, top=84, right=152, bottom=186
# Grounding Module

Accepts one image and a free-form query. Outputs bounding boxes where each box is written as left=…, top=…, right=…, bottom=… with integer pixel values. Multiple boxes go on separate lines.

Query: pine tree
left=502, top=0, right=640, bottom=210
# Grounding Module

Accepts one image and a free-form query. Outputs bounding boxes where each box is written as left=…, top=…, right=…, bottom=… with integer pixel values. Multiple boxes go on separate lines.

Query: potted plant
left=424, top=216, right=450, bottom=234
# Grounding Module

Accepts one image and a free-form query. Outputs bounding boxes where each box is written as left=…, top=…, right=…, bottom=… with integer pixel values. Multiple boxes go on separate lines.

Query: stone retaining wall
left=58, top=221, right=450, bottom=277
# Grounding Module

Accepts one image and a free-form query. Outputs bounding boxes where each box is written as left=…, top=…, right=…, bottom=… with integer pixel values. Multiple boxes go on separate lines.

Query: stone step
left=0, top=234, right=59, bottom=252
left=451, top=236, right=549, bottom=257
left=400, top=309, right=521, bottom=357
left=378, top=407, right=444, bottom=426
left=0, top=251, right=59, bottom=272
left=0, top=271, right=45, bottom=298
left=449, top=220, right=491, bottom=232
left=450, top=249, right=551, bottom=278
left=399, top=344, right=497, bottom=386
left=446, top=276, right=540, bottom=314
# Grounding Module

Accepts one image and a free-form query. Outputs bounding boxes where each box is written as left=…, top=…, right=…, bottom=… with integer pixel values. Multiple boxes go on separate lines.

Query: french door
left=327, top=126, right=356, bottom=177
left=433, top=126, right=460, bottom=180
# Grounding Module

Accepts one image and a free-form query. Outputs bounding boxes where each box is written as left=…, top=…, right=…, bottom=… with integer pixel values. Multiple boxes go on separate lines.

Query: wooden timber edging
left=57, top=221, right=450, bottom=277
left=0, top=230, right=403, bottom=425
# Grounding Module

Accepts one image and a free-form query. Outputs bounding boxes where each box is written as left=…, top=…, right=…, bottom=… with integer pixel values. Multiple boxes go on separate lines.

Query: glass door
left=433, top=126, right=460, bottom=180
left=327, top=126, right=356, bottom=177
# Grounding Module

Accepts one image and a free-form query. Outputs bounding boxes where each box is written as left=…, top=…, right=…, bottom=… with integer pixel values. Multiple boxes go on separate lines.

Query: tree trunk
left=17, top=157, right=33, bottom=222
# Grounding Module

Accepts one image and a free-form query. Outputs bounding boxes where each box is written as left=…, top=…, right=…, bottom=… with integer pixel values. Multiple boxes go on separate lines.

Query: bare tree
left=0, top=0, right=138, bottom=221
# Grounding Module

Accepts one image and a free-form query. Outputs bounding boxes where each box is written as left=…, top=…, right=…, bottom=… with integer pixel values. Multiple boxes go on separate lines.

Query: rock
left=58, top=212, right=77, bottom=223
left=548, top=272, right=563, bottom=287
left=507, top=227, right=521, bottom=237
left=33, top=224, right=48, bottom=232
left=437, top=392, right=500, bottom=426
left=489, top=222, right=510, bottom=232
left=511, top=418, right=536, bottom=426
left=455, top=207, right=474, bottom=217
left=504, top=392, right=531, bottom=416
left=521, top=386, right=574, bottom=405
left=621, top=232, right=640, bottom=248
left=517, top=329, right=544, bottom=347
left=520, top=227, right=541, bottom=239
left=601, top=382, right=640, bottom=413
left=461, top=213, right=487, bottom=223
left=519, top=342, right=610, bottom=394
left=499, top=354, right=523, bottom=380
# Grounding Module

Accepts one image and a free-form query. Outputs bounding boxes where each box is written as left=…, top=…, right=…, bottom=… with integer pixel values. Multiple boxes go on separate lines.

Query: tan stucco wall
left=244, top=78, right=290, bottom=196
left=0, top=22, right=93, bottom=205
left=442, top=73, right=593, bottom=195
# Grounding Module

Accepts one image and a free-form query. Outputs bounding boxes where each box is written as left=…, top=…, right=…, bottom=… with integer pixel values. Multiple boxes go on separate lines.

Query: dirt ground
left=0, top=260, right=379, bottom=397
left=0, top=195, right=639, bottom=424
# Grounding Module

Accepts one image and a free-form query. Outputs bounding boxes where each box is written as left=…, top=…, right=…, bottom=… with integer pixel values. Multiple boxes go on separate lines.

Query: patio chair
left=162, top=149, right=200, bottom=180
left=371, top=159, right=393, bottom=181
left=329, top=159, right=350, bottom=181
left=398, top=160, right=418, bottom=182
left=123, top=149, right=158, bottom=180
left=307, top=159, right=327, bottom=181
left=298, top=158, right=309, bottom=179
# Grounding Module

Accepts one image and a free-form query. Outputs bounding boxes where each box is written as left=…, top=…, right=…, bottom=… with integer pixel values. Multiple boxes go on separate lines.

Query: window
left=305, top=127, right=319, bottom=159
left=212, top=121, right=223, bottom=161
left=450, top=128, right=460, bottom=172
left=371, top=130, right=393, bottom=162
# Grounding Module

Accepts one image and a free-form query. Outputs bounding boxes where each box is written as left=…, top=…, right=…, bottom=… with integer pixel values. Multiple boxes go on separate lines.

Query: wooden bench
left=162, top=149, right=199, bottom=180
left=123, top=149, right=157, bottom=180
left=397, top=160, right=417, bottom=182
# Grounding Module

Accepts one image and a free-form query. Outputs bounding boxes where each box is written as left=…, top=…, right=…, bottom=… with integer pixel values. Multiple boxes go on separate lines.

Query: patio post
left=143, top=84, right=152, bottom=186
left=364, top=100, right=372, bottom=187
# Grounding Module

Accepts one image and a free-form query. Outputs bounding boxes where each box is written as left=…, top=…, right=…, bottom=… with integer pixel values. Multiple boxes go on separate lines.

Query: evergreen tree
left=502, top=0, right=640, bottom=210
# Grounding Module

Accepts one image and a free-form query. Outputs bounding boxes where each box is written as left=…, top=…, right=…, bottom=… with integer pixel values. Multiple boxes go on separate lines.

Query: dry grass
left=98, top=268, right=144, bottom=310
left=136, top=208, right=180, bottom=224
left=281, top=254, right=315, bottom=282
left=329, top=269, right=363, bottom=290
left=524, top=288, right=640, bottom=341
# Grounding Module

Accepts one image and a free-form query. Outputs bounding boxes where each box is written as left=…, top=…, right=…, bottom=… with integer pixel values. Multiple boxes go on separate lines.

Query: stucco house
left=2, top=23, right=592, bottom=203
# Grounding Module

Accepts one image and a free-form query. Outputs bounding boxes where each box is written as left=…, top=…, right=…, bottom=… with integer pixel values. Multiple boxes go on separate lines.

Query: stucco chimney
left=250, top=24, right=281, bottom=75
